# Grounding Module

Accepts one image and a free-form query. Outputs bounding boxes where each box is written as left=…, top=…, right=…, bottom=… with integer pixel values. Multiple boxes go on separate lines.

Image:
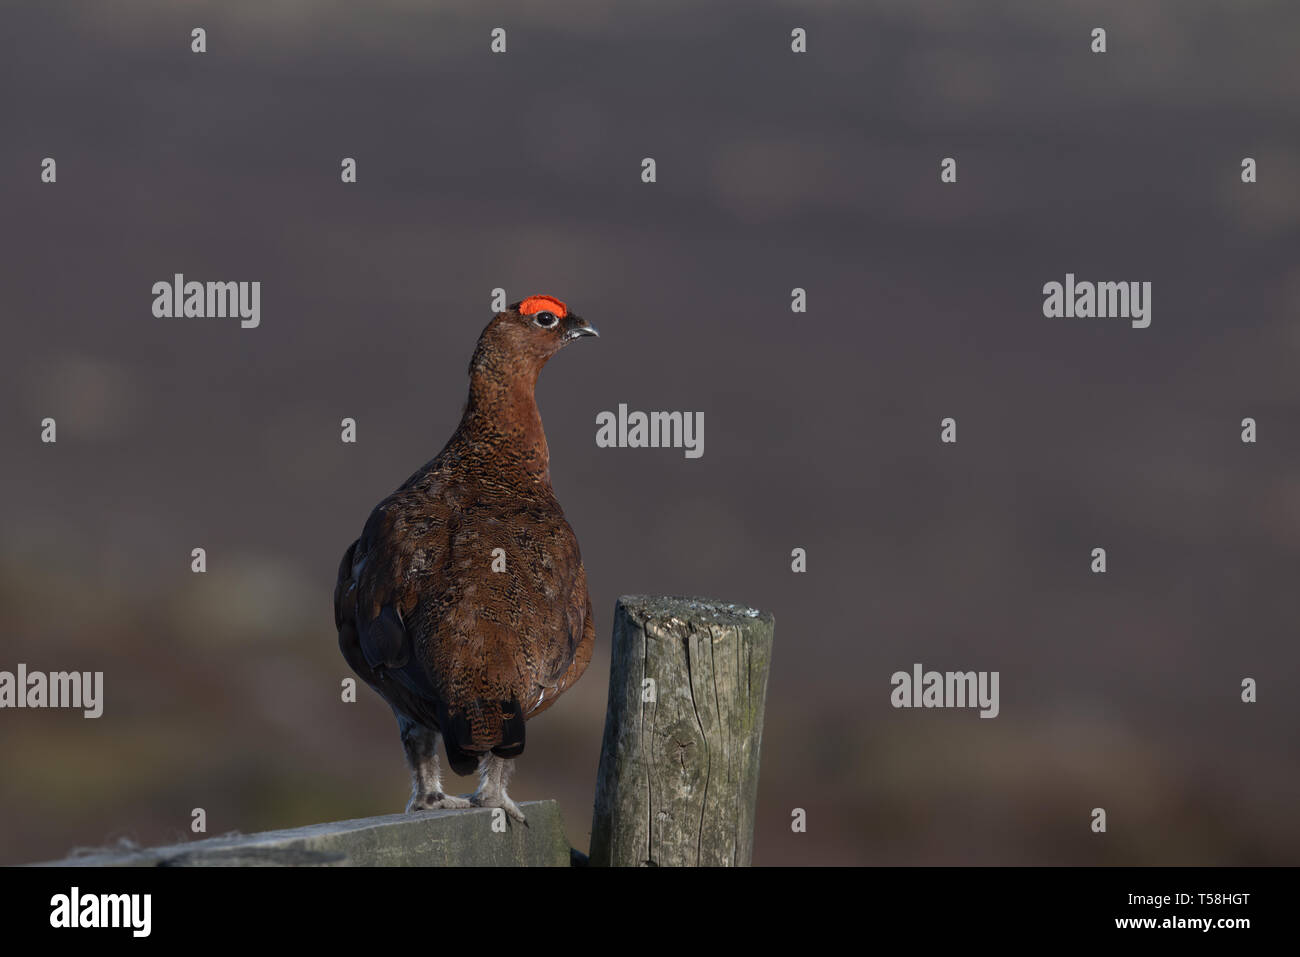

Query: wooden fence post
left=588, top=595, right=775, bottom=866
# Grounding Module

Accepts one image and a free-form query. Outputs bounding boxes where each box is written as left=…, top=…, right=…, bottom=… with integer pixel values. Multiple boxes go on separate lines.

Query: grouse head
left=470, top=295, right=598, bottom=382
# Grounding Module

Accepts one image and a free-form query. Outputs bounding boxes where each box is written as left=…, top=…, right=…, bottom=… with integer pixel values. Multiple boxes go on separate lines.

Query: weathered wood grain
left=588, top=596, right=775, bottom=866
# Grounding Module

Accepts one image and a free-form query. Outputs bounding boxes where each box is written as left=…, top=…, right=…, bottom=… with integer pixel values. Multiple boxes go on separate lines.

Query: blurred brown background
left=2, top=0, right=1297, bottom=865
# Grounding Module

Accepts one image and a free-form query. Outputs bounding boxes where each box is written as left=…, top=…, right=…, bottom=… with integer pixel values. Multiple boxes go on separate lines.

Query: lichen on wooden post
left=588, top=595, right=775, bottom=867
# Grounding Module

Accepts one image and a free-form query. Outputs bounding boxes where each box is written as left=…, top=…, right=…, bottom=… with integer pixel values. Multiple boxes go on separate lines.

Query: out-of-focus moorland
left=1, top=0, right=1298, bottom=865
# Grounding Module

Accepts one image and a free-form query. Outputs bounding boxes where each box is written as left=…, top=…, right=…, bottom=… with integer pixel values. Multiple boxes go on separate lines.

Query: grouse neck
left=460, top=366, right=551, bottom=477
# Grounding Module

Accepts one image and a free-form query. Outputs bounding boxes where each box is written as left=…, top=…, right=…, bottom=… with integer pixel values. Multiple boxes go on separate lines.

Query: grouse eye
left=533, top=311, right=559, bottom=328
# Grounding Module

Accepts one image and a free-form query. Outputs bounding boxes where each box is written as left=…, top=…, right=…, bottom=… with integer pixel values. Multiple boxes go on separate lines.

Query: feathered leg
left=396, top=711, right=471, bottom=812
left=469, top=754, right=526, bottom=824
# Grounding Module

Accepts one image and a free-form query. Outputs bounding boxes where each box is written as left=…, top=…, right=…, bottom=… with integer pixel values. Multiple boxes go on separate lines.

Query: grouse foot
left=407, top=791, right=473, bottom=812
left=469, top=791, right=527, bottom=824
left=470, top=754, right=527, bottom=824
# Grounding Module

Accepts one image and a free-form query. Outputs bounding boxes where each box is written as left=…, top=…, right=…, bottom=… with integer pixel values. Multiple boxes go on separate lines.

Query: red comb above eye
left=518, top=295, right=568, bottom=318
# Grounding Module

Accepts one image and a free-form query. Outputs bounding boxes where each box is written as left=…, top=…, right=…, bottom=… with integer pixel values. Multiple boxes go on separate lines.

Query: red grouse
left=334, top=295, right=598, bottom=823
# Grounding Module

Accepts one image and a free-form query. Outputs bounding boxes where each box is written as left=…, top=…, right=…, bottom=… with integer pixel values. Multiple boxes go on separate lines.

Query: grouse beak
left=565, top=315, right=599, bottom=340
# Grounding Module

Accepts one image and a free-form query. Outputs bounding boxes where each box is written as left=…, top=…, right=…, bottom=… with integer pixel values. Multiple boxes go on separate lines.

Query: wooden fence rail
left=34, top=803, right=571, bottom=867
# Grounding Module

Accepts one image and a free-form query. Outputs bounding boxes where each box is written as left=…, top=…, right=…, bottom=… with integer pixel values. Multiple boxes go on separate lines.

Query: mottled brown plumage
left=334, top=296, right=598, bottom=822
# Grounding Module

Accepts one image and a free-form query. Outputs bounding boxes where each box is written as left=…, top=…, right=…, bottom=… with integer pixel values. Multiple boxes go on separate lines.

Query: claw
left=470, top=793, right=527, bottom=825
left=406, top=791, right=474, bottom=812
